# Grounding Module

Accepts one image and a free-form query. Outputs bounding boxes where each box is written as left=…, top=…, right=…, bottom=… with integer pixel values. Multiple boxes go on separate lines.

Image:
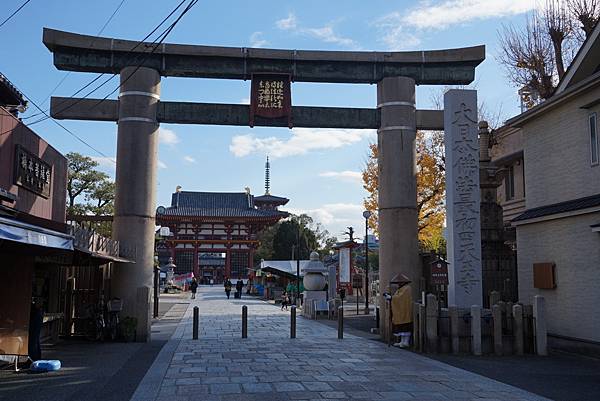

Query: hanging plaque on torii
left=249, top=73, right=292, bottom=128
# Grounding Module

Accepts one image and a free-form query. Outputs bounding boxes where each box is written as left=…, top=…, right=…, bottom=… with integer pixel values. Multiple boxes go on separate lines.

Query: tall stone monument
left=444, top=90, right=482, bottom=308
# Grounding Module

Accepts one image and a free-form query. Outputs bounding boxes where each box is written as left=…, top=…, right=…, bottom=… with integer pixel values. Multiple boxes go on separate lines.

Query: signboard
left=431, top=259, right=449, bottom=285
left=14, top=145, right=52, bottom=198
left=352, top=273, right=363, bottom=289
left=249, top=73, right=292, bottom=127
left=339, top=247, right=351, bottom=283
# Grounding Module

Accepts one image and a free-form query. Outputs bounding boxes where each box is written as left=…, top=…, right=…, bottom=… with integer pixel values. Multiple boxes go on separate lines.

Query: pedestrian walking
left=190, top=277, right=198, bottom=299
left=235, top=278, right=244, bottom=299
left=224, top=278, right=232, bottom=299
left=210, top=278, right=214, bottom=287
left=281, top=291, right=289, bottom=311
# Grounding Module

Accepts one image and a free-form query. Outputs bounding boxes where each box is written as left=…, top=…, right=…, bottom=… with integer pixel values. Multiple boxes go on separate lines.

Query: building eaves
left=505, top=70, right=600, bottom=129
left=512, top=193, right=600, bottom=223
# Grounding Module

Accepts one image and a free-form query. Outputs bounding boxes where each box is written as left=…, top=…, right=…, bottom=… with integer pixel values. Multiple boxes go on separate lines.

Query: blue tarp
left=0, top=216, right=73, bottom=250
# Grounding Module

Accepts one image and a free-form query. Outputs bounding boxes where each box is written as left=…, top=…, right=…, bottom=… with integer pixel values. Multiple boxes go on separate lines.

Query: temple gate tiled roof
left=158, top=191, right=288, bottom=218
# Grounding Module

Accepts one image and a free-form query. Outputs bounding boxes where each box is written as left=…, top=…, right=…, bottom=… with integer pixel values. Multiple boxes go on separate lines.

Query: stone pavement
left=131, top=287, right=550, bottom=401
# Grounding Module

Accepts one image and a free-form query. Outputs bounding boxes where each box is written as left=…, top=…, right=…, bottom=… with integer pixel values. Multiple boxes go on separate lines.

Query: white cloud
left=159, top=128, right=179, bottom=146
left=250, top=31, right=268, bottom=48
left=183, top=155, right=196, bottom=164
left=304, top=26, right=358, bottom=48
left=91, top=156, right=117, bottom=169
left=319, top=170, right=363, bottom=184
left=229, top=128, right=375, bottom=159
left=240, top=97, right=250, bottom=104
left=276, top=13, right=358, bottom=49
left=404, top=0, right=535, bottom=30
left=375, top=13, right=422, bottom=50
left=158, top=160, right=167, bottom=169
left=276, top=13, right=297, bottom=30
left=287, top=203, right=365, bottom=237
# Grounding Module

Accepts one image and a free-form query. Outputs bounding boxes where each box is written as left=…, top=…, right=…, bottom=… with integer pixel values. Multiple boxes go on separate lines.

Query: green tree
left=66, top=152, right=115, bottom=237
left=66, top=152, right=108, bottom=215
left=256, top=214, right=337, bottom=263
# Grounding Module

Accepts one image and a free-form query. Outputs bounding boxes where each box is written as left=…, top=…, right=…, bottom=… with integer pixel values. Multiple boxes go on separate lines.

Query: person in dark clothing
left=190, top=277, right=198, bottom=299
left=235, top=279, right=244, bottom=299
left=224, top=279, right=232, bottom=299
left=28, top=301, right=43, bottom=361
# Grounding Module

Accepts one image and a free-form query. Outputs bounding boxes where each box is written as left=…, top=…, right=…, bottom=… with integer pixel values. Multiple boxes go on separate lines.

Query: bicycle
left=106, top=298, right=122, bottom=341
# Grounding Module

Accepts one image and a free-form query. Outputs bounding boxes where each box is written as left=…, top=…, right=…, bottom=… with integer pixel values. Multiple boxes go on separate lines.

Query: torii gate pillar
left=377, top=76, right=420, bottom=340
left=112, top=66, right=161, bottom=342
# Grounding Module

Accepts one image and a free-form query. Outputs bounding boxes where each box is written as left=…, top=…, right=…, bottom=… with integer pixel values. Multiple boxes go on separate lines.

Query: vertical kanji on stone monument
left=444, top=90, right=482, bottom=308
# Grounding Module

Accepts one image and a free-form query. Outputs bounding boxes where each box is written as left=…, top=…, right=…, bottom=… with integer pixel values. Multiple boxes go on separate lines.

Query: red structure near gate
left=156, top=159, right=288, bottom=283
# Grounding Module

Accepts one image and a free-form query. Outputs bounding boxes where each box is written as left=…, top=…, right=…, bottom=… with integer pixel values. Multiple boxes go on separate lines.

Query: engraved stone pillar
left=513, top=304, right=524, bottom=355
left=471, top=305, right=482, bottom=355
left=444, top=90, right=482, bottom=308
left=492, top=304, right=503, bottom=356
left=449, top=305, right=459, bottom=354
left=425, top=293, right=438, bottom=353
left=377, top=76, right=419, bottom=339
left=534, top=296, right=548, bottom=356
left=112, top=66, right=160, bottom=342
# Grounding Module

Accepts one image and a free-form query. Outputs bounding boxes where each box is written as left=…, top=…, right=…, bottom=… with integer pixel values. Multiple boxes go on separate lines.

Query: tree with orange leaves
left=362, top=131, right=446, bottom=251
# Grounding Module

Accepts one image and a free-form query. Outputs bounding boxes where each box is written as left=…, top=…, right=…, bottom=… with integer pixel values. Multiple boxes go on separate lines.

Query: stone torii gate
left=44, top=28, right=485, bottom=341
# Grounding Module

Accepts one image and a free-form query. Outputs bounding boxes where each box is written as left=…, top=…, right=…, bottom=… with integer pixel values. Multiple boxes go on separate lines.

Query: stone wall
left=516, top=211, right=600, bottom=342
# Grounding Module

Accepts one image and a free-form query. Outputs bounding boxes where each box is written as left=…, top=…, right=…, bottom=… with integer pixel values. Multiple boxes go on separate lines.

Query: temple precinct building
left=156, top=160, right=288, bottom=282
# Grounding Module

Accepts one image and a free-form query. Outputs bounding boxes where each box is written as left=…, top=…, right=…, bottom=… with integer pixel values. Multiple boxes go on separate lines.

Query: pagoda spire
left=265, top=155, right=271, bottom=195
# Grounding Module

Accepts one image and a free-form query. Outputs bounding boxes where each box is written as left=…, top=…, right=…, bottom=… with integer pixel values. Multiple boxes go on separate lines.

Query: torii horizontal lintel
left=50, top=97, right=444, bottom=130
left=43, top=28, right=484, bottom=85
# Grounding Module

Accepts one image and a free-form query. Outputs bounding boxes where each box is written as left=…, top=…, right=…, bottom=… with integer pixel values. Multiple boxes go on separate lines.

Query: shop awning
left=0, top=216, right=73, bottom=251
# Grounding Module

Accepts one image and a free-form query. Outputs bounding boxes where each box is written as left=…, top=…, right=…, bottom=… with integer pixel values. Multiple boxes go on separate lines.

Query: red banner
left=250, top=73, right=292, bottom=127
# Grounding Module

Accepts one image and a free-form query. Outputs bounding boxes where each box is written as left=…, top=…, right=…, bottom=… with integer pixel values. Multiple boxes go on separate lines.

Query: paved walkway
left=131, top=287, right=550, bottom=401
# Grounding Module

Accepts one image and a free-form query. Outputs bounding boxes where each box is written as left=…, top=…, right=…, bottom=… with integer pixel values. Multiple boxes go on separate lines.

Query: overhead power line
left=26, top=0, right=193, bottom=125
left=0, top=0, right=32, bottom=29
left=1, top=0, right=199, bottom=163
left=29, top=0, right=129, bottom=114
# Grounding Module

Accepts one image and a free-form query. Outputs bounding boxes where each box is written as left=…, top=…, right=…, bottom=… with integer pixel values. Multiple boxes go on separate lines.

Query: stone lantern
left=303, top=251, right=327, bottom=290
left=302, top=251, right=328, bottom=317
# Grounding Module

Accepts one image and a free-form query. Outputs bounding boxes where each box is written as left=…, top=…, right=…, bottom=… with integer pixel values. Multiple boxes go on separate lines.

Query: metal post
left=356, top=289, right=359, bottom=315
left=364, top=213, right=369, bottom=314
left=296, top=225, right=301, bottom=306
left=192, top=306, right=199, bottom=340
left=242, top=305, right=248, bottom=339
left=337, top=306, right=344, bottom=339
left=291, top=306, right=296, bottom=339
left=153, top=266, right=159, bottom=318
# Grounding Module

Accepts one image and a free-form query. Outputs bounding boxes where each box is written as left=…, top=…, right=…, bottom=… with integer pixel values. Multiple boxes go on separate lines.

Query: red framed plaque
left=250, top=73, right=292, bottom=128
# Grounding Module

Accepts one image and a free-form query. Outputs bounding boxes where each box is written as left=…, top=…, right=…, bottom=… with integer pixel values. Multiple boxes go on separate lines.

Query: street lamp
left=362, top=210, right=372, bottom=314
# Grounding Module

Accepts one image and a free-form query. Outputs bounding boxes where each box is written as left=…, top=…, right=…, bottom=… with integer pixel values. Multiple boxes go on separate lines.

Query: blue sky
left=1, top=0, right=537, bottom=239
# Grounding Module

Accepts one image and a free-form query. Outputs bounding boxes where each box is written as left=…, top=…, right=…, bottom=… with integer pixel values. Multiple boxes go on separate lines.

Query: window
left=505, top=165, right=515, bottom=201
left=590, top=113, right=599, bottom=165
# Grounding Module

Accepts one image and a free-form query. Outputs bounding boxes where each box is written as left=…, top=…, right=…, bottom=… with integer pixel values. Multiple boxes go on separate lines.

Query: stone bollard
left=418, top=303, right=426, bottom=352
left=471, top=305, right=482, bottom=356
left=291, top=306, right=297, bottom=339
left=242, top=305, right=248, bottom=339
left=533, top=296, right=547, bottom=356
left=513, top=304, right=524, bottom=355
left=193, top=306, right=199, bottom=340
left=412, top=302, right=420, bottom=351
left=492, top=304, right=502, bottom=356
left=506, top=302, right=514, bottom=333
left=338, top=306, right=344, bottom=339
left=425, top=294, right=438, bottom=353
left=523, top=304, right=534, bottom=353
left=449, top=305, right=459, bottom=354
left=489, top=290, right=501, bottom=307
